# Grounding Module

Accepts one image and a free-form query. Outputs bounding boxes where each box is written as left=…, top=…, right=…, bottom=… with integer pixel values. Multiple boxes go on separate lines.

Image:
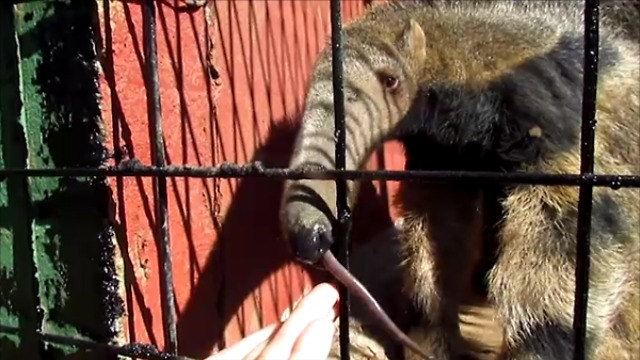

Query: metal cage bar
left=1, top=164, right=639, bottom=186
left=329, top=1, right=353, bottom=359
left=1, top=1, right=639, bottom=360
left=0, top=324, right=192, bottom=360
left=572, top=0, right=600, bottom=358
left=142, top=0, right=179, bottom=354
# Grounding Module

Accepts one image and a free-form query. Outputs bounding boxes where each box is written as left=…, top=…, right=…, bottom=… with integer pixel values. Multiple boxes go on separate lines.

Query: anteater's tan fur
left=281, top=1, right=640, bottom=359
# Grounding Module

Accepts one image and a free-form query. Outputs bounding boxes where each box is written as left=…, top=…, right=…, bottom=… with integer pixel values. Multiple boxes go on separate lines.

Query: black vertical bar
left=572, top=0, right=599, bottom=359
left=330, top=1, right=351, bottom=360
left=142, top=0, right=178, bottom=354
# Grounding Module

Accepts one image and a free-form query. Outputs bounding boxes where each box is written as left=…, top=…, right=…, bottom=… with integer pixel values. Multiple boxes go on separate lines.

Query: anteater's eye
left=376, top=69, right=401, bottom=92
left=382, top=75, right=399, bottom=90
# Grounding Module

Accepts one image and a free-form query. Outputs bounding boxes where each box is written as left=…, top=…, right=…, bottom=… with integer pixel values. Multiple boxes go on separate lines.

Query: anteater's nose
left=287, top=222, right=334, bottom=265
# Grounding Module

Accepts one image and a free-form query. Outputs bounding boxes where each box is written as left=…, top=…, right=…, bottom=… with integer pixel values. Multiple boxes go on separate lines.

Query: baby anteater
left=280, top=0, right=640, bottom=359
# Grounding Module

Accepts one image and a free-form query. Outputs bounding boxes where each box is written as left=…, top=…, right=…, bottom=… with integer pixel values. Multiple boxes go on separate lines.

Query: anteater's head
left=280, top=14, right=429, bottom=265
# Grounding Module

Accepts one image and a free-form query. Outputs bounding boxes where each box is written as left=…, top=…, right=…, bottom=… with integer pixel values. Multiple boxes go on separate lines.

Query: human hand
left=206, top=282, right=339, bottom=360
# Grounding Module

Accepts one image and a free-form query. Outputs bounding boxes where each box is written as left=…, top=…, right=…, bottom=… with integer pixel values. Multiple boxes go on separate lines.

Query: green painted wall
left=0, top=1, right=124, bottom=359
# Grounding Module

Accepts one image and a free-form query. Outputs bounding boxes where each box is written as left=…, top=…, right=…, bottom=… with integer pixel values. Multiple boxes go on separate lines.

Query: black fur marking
left=507, top=322, right=575, bottom=358
left=545, top=191, right=626, bottom=262
left=423, top=85, right=500, bottom=151
left=401, top=136, right=490, bottom=172
left=394, top=33, right=620, bottom=172
left=595, top=35, right=620, bottom=72
left=473, top=186, right=504, bottom=297
left=586, top=192, right=632, bottom=252
left=592, top=193, right=623, bottom=240
left=495, top=34, right=619, bottom=161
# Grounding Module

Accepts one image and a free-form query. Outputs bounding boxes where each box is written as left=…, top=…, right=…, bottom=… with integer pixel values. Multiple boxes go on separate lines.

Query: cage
left=1, top=1, right=639, bottom=360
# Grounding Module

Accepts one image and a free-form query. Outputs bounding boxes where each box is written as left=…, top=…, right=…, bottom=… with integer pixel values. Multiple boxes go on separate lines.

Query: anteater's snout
left=286, top=221, right=334, bottom=265
left=281, top=179, right=337, bottom=265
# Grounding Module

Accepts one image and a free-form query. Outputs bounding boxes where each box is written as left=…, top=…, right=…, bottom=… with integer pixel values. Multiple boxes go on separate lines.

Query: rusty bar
left=142, top=0, right=178, bottom=354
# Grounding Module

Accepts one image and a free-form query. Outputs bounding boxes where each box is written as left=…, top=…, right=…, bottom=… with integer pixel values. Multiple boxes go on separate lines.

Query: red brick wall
left=97, top=1, right=404, bottom=358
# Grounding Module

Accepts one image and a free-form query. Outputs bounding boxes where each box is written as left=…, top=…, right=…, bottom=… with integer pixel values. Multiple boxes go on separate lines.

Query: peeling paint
left=1, top=0, right=125, bottom=358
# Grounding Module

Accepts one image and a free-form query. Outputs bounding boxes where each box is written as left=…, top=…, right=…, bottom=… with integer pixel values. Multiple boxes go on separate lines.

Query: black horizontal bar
left=0, top=325, right=194, bottom=360
left=0, top=161, right=638, bottom=187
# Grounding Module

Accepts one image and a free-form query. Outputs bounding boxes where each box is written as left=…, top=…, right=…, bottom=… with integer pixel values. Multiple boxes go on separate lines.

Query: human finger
left=205, top=323, right=278, bottom=360
left=255, top=283, right=339, bottom=360
left=289, top=312, right=336, bottom=360
left=248, top=284, right=339, bottom=360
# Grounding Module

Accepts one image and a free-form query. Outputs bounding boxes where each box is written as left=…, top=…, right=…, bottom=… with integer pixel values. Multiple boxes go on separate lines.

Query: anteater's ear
left=399, top=19, right=426, bottom=65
